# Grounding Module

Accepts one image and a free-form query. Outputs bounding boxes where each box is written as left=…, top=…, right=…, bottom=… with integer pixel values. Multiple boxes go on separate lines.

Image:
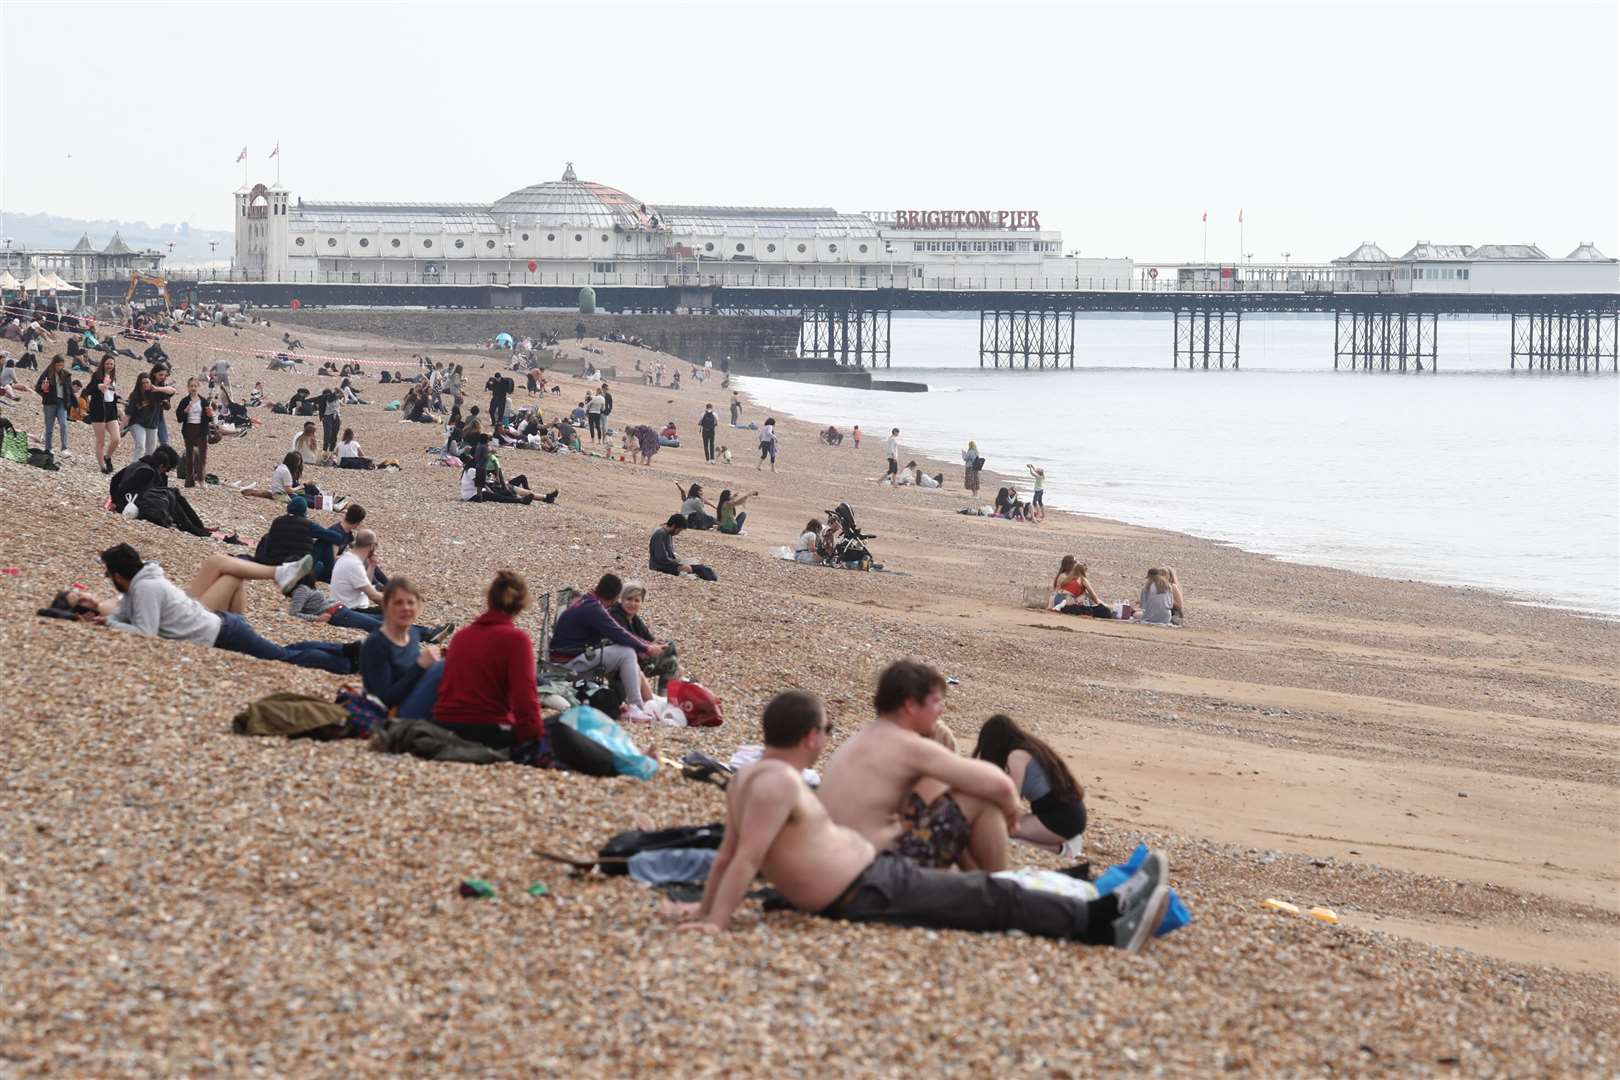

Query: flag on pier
left=269, top=141, right=279, bottom=159
left=1202, top=210, right=1207, bottom=223
left=235, top=146, right=247, bottom=163
left=1238, top=209, right=1244, bottom=223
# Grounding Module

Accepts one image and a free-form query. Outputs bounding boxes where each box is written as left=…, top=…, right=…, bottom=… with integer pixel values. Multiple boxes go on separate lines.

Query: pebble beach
left=1, top=313, right=1616, bottom=1077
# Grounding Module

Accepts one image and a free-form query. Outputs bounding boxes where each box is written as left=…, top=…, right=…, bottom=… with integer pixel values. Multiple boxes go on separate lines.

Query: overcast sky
left=3, top=0, right=1615, bottom=262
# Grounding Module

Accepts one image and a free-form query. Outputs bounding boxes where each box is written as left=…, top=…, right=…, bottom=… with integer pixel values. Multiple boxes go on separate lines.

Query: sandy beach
left=0, top=312, right=1615, bottom=1076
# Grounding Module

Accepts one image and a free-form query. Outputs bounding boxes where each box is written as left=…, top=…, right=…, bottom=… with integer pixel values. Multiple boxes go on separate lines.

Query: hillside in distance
left=0, top=209, right=233, bottom=265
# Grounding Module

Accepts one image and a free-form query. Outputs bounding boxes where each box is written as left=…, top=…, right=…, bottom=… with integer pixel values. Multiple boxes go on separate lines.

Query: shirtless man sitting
left=816, top=659, right=1019, bottom=872
left=668, top=689, right=1172, bottom=951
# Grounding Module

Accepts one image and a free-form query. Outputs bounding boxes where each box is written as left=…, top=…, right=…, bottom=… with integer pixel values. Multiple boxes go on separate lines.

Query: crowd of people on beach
left=5, top=297, right=1192, bottom=955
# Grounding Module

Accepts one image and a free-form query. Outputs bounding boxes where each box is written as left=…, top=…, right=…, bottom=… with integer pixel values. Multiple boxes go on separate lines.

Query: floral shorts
left=893, top=792, right=971, bottom=869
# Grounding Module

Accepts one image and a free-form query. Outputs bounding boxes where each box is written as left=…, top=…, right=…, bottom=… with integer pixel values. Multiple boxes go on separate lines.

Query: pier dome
left=491, top=163, right=660, bottom=231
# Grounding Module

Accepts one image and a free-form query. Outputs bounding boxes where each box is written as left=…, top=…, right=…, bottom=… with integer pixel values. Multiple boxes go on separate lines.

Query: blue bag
left=557, top=706, right=658, bottom=781
left=1094, top=842, right=1192, bottom=938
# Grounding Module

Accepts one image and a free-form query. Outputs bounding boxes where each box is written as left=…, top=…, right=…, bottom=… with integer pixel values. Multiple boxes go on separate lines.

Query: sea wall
left=279, top=310, right=801, bottom=369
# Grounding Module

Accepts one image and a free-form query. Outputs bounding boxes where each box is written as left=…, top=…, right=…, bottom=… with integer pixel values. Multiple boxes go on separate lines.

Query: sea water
left=737, top=314, right=1620, bottom=617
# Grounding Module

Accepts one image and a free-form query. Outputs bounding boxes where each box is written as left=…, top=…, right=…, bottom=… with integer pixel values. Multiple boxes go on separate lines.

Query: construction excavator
left=125, top=271, right=172, bottom=310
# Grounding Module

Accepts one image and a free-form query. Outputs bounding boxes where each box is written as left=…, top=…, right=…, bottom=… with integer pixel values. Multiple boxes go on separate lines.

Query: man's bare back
left=818, top=719, right=1018, bottom=847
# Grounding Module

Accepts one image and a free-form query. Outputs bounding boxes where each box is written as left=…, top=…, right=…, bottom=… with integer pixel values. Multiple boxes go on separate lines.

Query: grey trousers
left=818, top=852, right=1093, bottom=940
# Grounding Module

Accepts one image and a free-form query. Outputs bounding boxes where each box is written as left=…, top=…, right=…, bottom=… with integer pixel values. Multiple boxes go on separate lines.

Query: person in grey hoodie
left=68, top=545, right=356, bottom=673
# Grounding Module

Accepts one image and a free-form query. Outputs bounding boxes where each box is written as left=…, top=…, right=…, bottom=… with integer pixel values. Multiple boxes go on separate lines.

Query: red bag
left=666, top=679, right=724, bottom=727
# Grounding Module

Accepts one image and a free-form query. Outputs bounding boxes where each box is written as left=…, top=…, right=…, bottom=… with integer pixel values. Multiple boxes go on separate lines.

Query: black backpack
left=136, top=488, right=175, bottom=529
left=597, top=824, right=725, bottom=875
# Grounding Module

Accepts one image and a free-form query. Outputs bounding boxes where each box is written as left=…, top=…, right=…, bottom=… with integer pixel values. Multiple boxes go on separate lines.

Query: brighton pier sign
left=891, top=209, right=1041, bottom=230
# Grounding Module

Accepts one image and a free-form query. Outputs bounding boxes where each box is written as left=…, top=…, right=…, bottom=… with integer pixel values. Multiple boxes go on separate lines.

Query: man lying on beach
left=816, top=659, right=1021, bottom=872
left=66, top=544, right=356, bottom=674
left=667, top=688, right=1172, bottom=951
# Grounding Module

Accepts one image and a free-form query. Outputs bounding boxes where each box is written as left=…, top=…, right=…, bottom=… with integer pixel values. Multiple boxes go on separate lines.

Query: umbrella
left=0, top=270, right=19, bottom=290
left=494, top=332, right=514, bottom=348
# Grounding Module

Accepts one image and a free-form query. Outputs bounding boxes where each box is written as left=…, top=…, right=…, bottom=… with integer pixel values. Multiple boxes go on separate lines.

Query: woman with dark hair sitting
left=972, top=714, right=1089, bottom=862
left=715, top=489, right=756, bottom=535
left=675, top=481, right=717, bottom=529
left=431, top=571, right=543, bottom=757
left=242, top=452, right=309, bottom=502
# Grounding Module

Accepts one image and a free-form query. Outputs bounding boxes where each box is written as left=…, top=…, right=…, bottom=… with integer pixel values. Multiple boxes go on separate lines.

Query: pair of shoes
left=1110, top=850, right=1173, bottom=954
left=541, top=489, right=559, bottom=504
left=274, top=554, right=314, bottom=595
left=339, top=639, right=363, bottom=669
left=423, top=622, right=455, bottom=645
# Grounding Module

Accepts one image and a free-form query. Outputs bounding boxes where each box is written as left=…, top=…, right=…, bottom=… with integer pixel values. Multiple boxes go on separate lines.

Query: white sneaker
left=275, top=554, right=314, bottom=595
left=57, top=448, right=72, bottom=457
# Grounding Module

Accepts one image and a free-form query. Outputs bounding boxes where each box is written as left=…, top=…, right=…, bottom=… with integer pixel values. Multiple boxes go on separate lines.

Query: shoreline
left=733, top=372, right=1620, bottom=619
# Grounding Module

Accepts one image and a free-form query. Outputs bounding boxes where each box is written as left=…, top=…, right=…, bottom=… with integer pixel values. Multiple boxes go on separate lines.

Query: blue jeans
left=42, top=404, right=68, bottom=453
left=156, top=412, right=170, bottom=447
left=214, top=611, right=353, bottom=673
left=328, top=606, right=382, bottom=632
left=398, top=658, right=445, bottom=720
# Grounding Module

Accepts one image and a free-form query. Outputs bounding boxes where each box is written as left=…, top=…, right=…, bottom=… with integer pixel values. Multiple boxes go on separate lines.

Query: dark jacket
left=255, top=513, right=314, bottom=566
left=649, top=527, right=681, bottom=575
left=699, top=409, right=717, bottom=432
left=110, top=457, right=166, bottom=506
left=175, top=392, right=213, bottom=425
left=34, top=368, right=70, bottom=406
left=549, top=594, right=651, bottom=660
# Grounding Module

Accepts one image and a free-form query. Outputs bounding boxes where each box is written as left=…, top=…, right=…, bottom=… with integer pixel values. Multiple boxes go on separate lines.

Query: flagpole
left=275, top=138, right=281, bottom=186
left=1202, top=213, right=1208, bottom=265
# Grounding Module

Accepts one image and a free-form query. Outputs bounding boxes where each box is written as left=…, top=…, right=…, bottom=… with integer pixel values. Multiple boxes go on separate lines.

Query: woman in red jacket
left=432, top=570, right=543, bottom=754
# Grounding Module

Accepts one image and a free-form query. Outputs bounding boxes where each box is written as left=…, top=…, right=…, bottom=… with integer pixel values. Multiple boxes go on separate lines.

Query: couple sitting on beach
left=1050, top=557, right=1186, bottom=625
left=667, top=659, right=1172, bottom=952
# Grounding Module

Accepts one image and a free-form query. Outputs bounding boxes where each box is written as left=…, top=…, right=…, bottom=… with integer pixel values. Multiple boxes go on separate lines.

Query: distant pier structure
left=144, top=163, right=1619, bottom=374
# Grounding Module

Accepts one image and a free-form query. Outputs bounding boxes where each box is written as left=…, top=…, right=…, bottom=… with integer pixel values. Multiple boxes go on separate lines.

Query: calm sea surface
left=737, top=314, right=1620, bottom=617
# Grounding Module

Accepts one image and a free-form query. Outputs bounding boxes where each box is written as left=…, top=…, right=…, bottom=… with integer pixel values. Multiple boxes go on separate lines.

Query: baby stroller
left=825, top=502, right=878, bottom=570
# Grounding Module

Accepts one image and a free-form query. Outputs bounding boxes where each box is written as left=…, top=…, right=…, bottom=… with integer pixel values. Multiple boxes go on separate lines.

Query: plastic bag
left=122, top=494, right=140, bottom=518
left=1094, top=842, right=1192, bottom=937
left=992, top=868, right=1098, bottom=902
left=556, top=705, right=658, bottom=780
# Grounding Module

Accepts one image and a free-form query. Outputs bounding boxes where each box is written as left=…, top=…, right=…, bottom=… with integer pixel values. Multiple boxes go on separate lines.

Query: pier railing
left=144, top=266, right=1441, bottom=296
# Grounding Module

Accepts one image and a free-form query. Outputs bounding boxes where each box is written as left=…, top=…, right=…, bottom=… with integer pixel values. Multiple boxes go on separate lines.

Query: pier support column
left=1173, top=308, right=1240, bottom=369
left=1335, top=310, right=1436, bottom=372
left=1511, top=311, right=1617, bottom=372
left=979, top=310, right=1075, bottom=369
left=798, top=307, right=891, bottom=368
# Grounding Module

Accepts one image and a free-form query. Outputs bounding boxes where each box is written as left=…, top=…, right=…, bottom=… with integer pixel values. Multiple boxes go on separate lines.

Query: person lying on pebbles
left=65, top=544, right=357, bottom=674
left=666, top=687, right=1172, bottom=952
left=817, top=659, right=1020, bottom=874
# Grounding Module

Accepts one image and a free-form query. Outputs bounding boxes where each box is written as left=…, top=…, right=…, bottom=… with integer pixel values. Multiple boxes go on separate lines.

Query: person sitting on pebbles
left=664, top=687, right=1173, bottom=952
left=816, top=659, right=1020, bottom=873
